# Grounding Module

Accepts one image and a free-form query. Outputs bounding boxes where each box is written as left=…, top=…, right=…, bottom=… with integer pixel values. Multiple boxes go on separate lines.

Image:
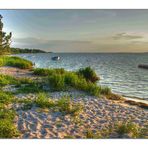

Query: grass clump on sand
left=77, top=66, right=100, bottom=83
left=56, top=97, right=84, bottom=116
left=48, top=74, right=65, bottom=91
left=33, top=67, right=111, bottom=97
left=0, top=74, right=18, bottom=86
left=35, top=93, right=55, bottom=108
left=33, top=68, right=66, bottom=76
left=115, top=121, right=147, bottom=138
left=0, top=56, right=33, bottom=69
left=84, top=121, right=148, bottom=139
left=48, top=71, right=111, bottom=96
left=35, top=93, right=83, bottom=116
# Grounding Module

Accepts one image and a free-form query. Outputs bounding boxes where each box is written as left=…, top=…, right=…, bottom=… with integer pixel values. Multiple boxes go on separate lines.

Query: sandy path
left=0, top=66, right=34, bottom=77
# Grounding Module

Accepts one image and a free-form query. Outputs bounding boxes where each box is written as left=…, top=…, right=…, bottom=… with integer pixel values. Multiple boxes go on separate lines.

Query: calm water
left=18, top=53, right=148, bottom=101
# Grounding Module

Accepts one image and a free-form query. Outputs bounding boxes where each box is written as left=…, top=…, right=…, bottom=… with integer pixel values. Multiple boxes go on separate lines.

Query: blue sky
left=0, top=10, right=148, bottom=52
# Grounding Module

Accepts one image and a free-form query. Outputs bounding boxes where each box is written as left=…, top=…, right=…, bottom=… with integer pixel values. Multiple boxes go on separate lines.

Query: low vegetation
left=35, top=93, right=84, bottom=117
left=0, top=91, right=20, bottom=138
left=115, top=121, right=147, bottom=138
left=33, top=67, right=111, bottom=96
left=84, top=121, right=148, bottom=139
left=0, top=56, right=33, bottom=69
left=77, top=66, right=100, bottom=83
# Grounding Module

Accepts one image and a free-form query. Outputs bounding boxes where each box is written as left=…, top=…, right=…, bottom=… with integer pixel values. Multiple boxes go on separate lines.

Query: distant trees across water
left=10, top=48, right=46, bottom=54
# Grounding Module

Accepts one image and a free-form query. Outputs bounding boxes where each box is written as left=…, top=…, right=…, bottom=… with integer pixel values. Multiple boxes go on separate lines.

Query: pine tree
left=0, top=14, right=12, bottom=55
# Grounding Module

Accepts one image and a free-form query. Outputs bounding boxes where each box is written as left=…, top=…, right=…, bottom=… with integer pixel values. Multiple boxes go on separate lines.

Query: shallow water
left=17, top=53, right=148, bottom=101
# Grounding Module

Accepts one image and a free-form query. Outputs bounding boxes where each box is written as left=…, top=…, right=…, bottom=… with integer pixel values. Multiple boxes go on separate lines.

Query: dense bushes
left=77, top=67, right=100, bottom=83
left=0, top=56, right=33, bottom=69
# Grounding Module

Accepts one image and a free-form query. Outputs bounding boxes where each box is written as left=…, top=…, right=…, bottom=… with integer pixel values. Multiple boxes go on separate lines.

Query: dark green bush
left=77, top=67, right=100, bottom=83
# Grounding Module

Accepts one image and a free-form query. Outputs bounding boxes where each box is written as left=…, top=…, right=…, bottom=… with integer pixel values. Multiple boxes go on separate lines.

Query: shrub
left=48, top=74, right=66, bottom=91
left=77, top=67, right=100, bottom=83
left=0, top=119, right=20, bottom=138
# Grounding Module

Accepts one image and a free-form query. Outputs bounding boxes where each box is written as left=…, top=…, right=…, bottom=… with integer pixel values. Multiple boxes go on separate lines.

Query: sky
left=0, top=9, right=148, bottom=52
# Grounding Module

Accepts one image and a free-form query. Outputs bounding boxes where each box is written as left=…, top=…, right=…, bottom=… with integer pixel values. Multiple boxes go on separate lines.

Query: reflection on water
left=18, top=53, right=148, bottom=101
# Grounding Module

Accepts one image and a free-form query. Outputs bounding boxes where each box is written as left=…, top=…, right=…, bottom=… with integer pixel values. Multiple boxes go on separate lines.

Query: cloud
left=112, top=32, right=143, bottom=40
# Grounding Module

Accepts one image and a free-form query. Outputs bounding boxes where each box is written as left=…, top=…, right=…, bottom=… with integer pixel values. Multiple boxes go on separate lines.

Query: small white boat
left=51, top=56, right=60, bottom=61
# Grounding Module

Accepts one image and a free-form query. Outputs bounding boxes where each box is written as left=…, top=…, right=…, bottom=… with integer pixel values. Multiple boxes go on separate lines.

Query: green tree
left=0, top=14, right=12, bottom=55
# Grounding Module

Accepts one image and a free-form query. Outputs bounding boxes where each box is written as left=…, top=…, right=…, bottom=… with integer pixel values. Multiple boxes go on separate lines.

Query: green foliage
left=35, top=93, right=55, bottom=108
left=100, top=86, right=111, bottom=95
left=10, top=47, right=46, bottom=54
left=33, top=68, right=66, bottom=76
left=48, top=74, right=66, bottom=91
left=56, top=97, right=84, bottom=116
left=115, top=121, right=143, bottom=138
left=16, top=82, right=43, bottom=93
left=77, top=67, right=100, bottom=83
left=85, top=129, right=102, bottom=138
left=0, top=110, right=16, bottom=121
left=0, top=15, right=12, bottom=55
left=0, top=74, right=17, bottom=86
left=0, top=119, right=19, bottom=138
left=86, top=83, right=101, bottom=96
left=0, top=91, right=13, bottom=105
left=35, top=93, right=83, bottom=116
left=0, top=56, right=33, bottom=69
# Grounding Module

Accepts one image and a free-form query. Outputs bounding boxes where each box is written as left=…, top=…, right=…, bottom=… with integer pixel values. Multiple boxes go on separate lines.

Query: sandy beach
left=13, top=91, right=148, bottom=138
left=0, top=66, right=148, bottom=138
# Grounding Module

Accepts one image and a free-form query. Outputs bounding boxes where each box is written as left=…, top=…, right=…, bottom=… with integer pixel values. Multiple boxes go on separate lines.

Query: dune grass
left=35, top=93, right=83, bottom=116
left=84, top=121, right=148, bottom=139
left=115, top=121, right=147, bottom=138
left=0, top=91, right=20, bottom=138
left=77, top=66, right=100, bottom=83
left=0, top=56, right=33, bottom=69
